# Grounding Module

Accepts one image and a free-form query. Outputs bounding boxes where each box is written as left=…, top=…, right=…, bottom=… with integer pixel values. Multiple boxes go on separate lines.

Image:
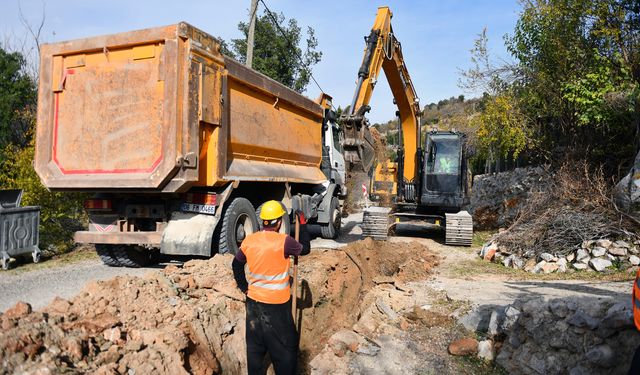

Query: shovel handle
left=292, top=215, right=300, bottom=322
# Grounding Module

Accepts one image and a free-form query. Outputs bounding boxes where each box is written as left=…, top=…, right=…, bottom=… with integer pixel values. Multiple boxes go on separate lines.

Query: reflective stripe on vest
left=240, top=231, right=291, bottom=304
left=634, top=269, right=640, bottom=331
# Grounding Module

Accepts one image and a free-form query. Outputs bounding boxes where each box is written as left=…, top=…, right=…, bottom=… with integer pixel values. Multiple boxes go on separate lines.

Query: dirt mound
left=0, top=239, right=438, bottom=374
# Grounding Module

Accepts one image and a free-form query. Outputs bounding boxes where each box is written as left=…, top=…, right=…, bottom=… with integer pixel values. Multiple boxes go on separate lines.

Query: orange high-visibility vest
left=634, top=268, right=640, bottom=330
left=240, top=231, right=290, bottom=304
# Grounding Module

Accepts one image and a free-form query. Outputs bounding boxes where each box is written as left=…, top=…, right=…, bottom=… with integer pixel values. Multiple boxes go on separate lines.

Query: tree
left=227, top=10, right=322, bottom=93
left=460, top=0, right=640, bottom=172
left=0, top=47, right=36, bottom=151
left=505, top=0, right=639, bottom=170
left=474, top=93, right=530, bottom=164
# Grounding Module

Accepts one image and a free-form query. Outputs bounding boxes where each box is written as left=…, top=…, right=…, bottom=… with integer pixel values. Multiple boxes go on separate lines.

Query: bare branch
left=18, top=0, right=46, bottom=53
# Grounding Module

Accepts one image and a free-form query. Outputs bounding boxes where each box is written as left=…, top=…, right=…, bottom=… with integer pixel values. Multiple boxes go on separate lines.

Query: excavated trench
left=0, top=239, right=438, bottom=374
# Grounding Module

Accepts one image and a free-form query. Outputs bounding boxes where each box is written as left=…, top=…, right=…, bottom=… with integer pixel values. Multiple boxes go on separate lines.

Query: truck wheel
left=218, top=197, right=258, bottom=255
left=320, top=196, right=341, bottom=239
left=256, top=202, right=291, bottom=235
left=112, top=245, right=153, bottom=268
left=96, top=244, right=122, bottom=267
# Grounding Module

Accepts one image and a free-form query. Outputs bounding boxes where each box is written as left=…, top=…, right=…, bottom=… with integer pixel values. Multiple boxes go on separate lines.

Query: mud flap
left=161, top=212, right=218, bottom=256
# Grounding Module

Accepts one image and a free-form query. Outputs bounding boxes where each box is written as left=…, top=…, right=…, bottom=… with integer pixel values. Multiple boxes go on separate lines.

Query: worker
left=436, top=155, right=454, bottom=174
left=629, top=269, right=640, bottom=374
left=232, top=200, right=311, bottom=375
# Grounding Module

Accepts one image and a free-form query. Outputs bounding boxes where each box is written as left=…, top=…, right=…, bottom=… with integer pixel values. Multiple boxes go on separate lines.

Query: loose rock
left=589, top=258, right=613, bottom=272
left=591, top=247, right=607, bottom=257
left=477, top=340, right=495, bottom=361
left=596, top=239, right=613, bottom=249
left=4, top=301, right=32, bottom=319
left=609, top=247, right=627, bottom=256
left=576, top=249, right=590, bottom=262
left=448, top=338, right=478, bottom=356
left=539, top=253, right=555, bottom=262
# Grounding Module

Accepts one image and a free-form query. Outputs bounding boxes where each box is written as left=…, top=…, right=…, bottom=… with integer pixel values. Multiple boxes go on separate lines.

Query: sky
left=1, top=0, right=521, bottom=123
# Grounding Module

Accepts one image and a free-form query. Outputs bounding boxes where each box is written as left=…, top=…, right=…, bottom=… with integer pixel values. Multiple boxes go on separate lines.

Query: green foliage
left=227, top=10, right=322, bottom=93
left=458, top=0, right=640, bottom=173
left=562, top=52, right=636, bottom=126
left=475, top=93, right=530, bottom=160
left=0, top=47, right=36, bottom=150
left=505, top=0, right=639, bottom=170
left=0, top=133, right=87, bottom=253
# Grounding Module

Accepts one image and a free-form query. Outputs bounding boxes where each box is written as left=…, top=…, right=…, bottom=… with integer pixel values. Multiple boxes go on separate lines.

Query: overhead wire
left=256, top=0, right=334, bottom=109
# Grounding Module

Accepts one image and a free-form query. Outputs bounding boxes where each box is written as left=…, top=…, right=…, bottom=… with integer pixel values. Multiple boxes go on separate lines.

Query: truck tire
left=112, top=245, right=153, bottom=267
left=320, top=196, right=341, bottom=239
left=217, top=197, right=258, bottom=255
left=256, top=202, right=291, bottom=235
left=96, top=244, right=122, bottom=267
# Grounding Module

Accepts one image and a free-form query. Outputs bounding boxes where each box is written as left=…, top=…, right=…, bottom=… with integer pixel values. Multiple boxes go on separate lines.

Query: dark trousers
left=630, top=344, right=640, bottom=375
left=246, top=297, right=297, bottom=375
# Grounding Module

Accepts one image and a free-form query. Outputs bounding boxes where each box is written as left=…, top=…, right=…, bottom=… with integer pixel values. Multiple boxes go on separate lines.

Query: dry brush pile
left=481, top=163, right=640, bottom=273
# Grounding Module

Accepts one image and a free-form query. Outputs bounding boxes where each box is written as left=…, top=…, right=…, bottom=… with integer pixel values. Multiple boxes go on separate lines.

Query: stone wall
left=470, top=166, right=550, bottom=229
left=467, top=296, right=640, bottom=374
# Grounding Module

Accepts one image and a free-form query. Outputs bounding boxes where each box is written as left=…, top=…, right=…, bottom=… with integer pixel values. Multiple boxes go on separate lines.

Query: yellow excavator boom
left=341, top=6, right=421, bottom=189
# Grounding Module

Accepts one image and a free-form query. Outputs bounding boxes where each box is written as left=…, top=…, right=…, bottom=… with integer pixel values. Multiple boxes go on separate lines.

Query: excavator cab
left=422, top=131, right=470, bottom=211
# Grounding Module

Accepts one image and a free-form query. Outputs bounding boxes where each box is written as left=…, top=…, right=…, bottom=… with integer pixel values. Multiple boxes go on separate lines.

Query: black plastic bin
left=0, top=189, right=41, bottom=270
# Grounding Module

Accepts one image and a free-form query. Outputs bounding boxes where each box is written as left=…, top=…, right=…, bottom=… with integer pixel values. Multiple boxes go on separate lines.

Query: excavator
left=340, top=6, right=473, bottom=246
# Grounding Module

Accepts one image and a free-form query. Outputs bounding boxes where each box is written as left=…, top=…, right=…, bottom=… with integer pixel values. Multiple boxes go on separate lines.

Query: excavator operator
left=232, top=200, right=310, bottom=375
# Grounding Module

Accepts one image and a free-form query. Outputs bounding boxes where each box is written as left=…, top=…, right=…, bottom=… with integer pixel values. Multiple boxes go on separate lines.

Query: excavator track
left=361, top=207, right=392, bottom=240
left=445, top=211, right=473, bottom=246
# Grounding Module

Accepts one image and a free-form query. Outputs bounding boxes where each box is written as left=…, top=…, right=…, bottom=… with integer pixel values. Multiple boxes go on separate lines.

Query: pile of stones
left=480, top=238, right=640, bottom=274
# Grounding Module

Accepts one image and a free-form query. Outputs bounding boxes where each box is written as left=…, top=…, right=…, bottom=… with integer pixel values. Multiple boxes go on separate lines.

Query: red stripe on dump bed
left=52, top=74, right=163, bottom=175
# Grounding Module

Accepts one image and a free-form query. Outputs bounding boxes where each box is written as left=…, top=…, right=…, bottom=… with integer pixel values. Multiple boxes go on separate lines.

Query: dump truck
left=35, top=22, right=347, bottom=267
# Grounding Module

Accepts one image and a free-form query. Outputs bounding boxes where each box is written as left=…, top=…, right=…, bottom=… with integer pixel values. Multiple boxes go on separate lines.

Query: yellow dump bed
left=35, top=22, right=326, bottom=192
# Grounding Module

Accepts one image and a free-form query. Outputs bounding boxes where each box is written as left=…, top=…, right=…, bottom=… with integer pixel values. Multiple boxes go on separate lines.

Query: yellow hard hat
left=260, top=200, right=286, bottom=221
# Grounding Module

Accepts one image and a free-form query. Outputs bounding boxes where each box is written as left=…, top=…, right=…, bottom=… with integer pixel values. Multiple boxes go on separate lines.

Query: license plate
left=181, top=203, right=216, bottom=215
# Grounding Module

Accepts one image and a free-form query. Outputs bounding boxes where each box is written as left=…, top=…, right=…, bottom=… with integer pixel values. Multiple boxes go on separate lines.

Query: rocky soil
left=1, top=238, right=478, bottom=375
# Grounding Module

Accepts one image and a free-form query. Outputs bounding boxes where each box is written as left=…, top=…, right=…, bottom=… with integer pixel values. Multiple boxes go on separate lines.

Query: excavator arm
left=341, top=6, right=422, bottom=195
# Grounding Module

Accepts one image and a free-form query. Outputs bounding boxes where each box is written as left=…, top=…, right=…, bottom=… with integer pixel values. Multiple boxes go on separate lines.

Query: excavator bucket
left=341, top=117, right=376, bottom=173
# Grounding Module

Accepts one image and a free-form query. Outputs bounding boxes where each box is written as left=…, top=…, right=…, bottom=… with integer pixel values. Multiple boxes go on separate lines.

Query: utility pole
left=246, top=0, right=259, bottom=68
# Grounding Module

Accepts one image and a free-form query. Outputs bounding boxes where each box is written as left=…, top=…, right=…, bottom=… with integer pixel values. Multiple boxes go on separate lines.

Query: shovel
left=292, top=215, right=299, bottom=325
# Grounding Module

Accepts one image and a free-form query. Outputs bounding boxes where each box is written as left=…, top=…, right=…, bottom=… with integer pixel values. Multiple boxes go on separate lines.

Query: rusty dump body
left=35, top=22, right=326, bottom=192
